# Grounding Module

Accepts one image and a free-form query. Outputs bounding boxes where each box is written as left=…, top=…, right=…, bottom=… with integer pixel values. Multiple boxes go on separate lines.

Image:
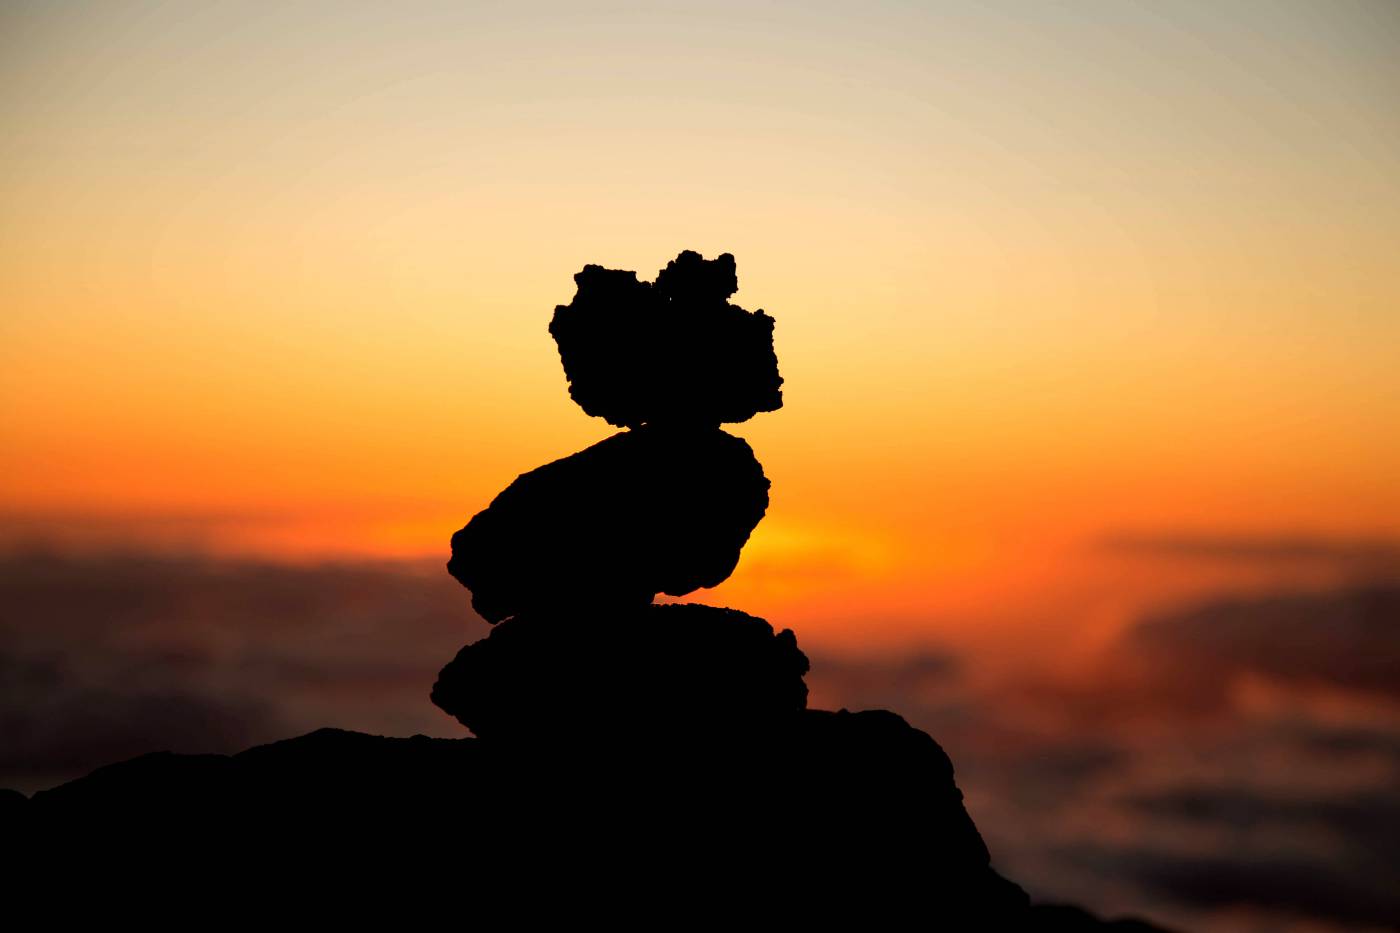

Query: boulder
left=430, top=603, right=810, bottom=740
left=549, top=250, right=783, bottom=427
left=449, top=425, right=769, bottom=623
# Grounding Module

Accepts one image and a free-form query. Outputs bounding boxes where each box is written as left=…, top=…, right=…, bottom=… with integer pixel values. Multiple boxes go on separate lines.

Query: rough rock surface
left=430, top=603, right=809, bottom=739
left=8, top=726, right=1169, bottom=928
left=549, top=250, right=783, bottom=427
left=448, top=425, right=769, bottom=623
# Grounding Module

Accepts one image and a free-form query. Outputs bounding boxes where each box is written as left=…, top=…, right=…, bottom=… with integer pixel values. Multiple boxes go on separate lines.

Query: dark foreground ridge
left=9, top=725, right=1163, bottom=928
left=7, top=252, right=1170, bottom=928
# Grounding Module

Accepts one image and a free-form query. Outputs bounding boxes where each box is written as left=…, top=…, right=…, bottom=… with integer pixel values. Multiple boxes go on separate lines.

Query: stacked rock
left=428, top=251, right=1028, bottom=918
left=432, top=250, right=809, bottom=742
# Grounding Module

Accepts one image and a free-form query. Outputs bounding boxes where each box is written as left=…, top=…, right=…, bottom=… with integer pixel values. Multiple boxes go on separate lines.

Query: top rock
left=549, top=250, right=783, bottom=427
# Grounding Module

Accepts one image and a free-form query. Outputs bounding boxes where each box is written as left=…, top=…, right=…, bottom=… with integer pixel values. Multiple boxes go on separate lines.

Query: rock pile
left=429, top=250, right=1030, bottom=916
left=435, top=250, right=800, bottom=738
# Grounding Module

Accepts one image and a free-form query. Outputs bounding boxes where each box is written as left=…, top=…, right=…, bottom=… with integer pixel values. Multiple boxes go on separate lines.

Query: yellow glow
left=4, top=1, right=1399, bottom=653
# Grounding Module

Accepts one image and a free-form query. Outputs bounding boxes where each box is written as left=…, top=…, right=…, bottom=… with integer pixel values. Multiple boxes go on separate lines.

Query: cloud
left=1056, top=836, right=1400, bottom=929
left=1123, top=585, right=1400, bottom=698
left=1125, top=786, right=1400, bottom=868
left=807, top=649, right=959, bottom=703
left=956, top=581, right=1400, bottom=931
left=5, top=543, right=1398, bottom=931
left=0, top=673, right=273, bottom=776
left=808, top=583, right=1400, bottom=931
left=1098, top=532, right=1400, bottom=573
left=0, top=548, right=483, bottom=792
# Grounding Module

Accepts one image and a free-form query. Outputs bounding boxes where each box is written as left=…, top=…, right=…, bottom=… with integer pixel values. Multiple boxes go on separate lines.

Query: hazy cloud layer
left=1099, top=532, right=1400, bottom=572
left=808, top=584, right=1400, bottom=933
left=0, top=549, right=483, bottom=791
left=1124, top=586, right=1400, bottom=698
left=3, top=546, right=1397, bottom=930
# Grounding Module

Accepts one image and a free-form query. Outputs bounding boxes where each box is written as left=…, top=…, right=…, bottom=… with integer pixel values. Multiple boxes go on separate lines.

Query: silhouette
left=8, top=251, right=1168, bottom=929
left=449, top=425, right=769, bottom=623
left=550, top=250, right=782, bottom=427
left=431, top=603, right=809, bottom=739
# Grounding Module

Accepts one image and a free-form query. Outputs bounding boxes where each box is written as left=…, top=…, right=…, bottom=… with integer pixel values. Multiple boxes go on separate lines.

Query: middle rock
left=449, top=424, right=770, bottom=624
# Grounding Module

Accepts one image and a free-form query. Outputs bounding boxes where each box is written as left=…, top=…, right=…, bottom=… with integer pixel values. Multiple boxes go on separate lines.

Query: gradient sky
left=6, top=8, right=1400, bottom=928
left=3, top=0, right=1399, bottom=654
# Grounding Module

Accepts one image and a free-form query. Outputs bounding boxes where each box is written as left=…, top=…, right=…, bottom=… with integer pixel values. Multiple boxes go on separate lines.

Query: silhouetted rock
left=449, top=425, right=769, bottom=623
left=431, top=603, right=809, bottom=739
left=1029, top=904, right=1176, bottom=932
left=17, top=722, right=989, bottom=908
left=549, top=250, right=783, bottom=427
left=14, top=722, right=1169, bottom=927
left=0, top=787, right=27, bottom=824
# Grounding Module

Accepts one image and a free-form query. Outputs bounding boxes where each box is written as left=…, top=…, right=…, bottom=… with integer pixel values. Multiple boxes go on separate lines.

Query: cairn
left=433, top=250, right=808, bottom=742
left=427, top=251, right=1028, bottom=916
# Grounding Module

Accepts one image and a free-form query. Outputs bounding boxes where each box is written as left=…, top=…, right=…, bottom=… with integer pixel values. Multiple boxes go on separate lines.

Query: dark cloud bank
left=1100, top=532, right=1400, bottom=571
left=5, top=545, right=1397, bottom=929
left=0, top=548, right=481, bottom=792
left=1126, top=585, right=1400, bottom=699
left=812, top=583, right=1400, bottom=932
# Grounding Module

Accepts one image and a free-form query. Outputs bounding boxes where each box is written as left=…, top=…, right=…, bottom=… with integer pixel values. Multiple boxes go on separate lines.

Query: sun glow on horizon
left=4, top=0, right=1399, bottom=647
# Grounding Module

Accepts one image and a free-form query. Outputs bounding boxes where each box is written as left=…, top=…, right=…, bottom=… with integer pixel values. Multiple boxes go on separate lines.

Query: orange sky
left=3, top=1, right=1398, bottom=654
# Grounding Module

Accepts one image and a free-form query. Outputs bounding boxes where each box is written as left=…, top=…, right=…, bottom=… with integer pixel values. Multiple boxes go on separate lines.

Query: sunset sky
left=3, top=5, right=1399, bottom=927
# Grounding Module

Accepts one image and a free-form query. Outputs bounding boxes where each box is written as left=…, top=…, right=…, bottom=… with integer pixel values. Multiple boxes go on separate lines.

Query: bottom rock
left=431, top=603, right=811, bottom=741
